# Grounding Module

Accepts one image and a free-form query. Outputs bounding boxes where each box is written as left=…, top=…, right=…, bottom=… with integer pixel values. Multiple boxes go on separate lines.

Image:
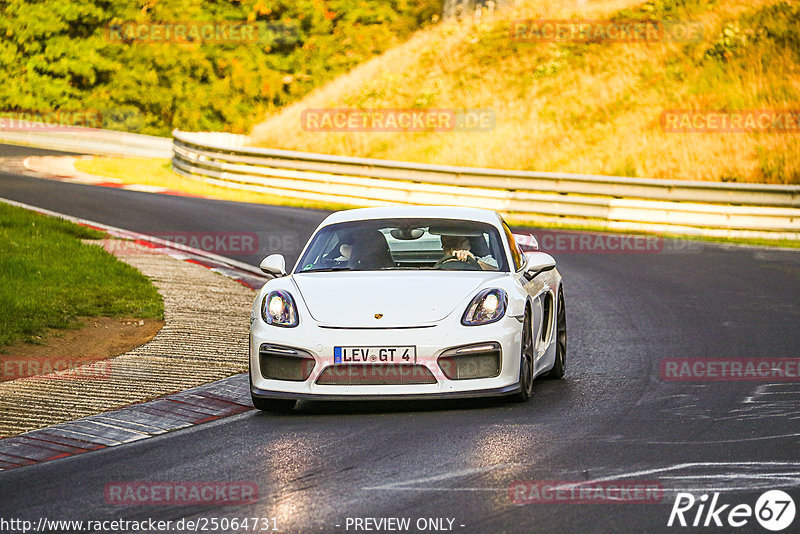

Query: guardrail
left=3, top=124, right=797, bottom=240
left=173, top=130, right=799, bottom=239
left=0, top=124, right=171, bottom=158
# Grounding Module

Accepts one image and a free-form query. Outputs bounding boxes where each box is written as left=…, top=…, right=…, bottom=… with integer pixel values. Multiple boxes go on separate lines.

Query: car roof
left=318, top=206, right=505, bottom=228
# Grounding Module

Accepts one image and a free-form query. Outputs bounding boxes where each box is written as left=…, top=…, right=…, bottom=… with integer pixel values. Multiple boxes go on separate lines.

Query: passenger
left=349, top=231, right=395, bottom=269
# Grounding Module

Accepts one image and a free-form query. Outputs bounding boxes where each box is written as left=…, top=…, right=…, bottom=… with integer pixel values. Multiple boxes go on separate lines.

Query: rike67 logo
left=668, top=490, right=796, bottom=531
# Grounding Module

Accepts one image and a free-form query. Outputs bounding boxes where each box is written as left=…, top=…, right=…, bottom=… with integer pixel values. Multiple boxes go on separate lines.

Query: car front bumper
left=249, top=314, right=523, bottom=401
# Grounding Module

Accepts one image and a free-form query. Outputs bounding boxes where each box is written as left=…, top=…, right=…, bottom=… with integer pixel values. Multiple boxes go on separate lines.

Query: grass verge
left=250, top=0, right=800, bottom=184
left=0, top=202, right=164, bottom=349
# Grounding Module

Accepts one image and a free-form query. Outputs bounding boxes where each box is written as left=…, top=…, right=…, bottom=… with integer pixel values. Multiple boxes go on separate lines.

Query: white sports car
left=249, top=206, right=566, bottom=411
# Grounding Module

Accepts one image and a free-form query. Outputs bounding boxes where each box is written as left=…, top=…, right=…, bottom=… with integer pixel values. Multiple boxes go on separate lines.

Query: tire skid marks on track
left=361, top=462, right=800, bottom=497
left=643, top=383, right=800, bottom=425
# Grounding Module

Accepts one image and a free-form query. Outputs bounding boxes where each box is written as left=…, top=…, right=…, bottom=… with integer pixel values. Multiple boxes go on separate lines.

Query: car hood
left=292, top=271, right=505, bottom=327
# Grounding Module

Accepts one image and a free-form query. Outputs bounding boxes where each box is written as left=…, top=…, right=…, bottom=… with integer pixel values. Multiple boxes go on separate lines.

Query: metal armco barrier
left=0, top=124, right=172, bottom=158
left=172, top=130, right=800, bottom=239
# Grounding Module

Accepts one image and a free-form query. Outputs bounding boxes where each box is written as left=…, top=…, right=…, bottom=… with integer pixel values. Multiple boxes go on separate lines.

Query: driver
left=437, top=235, right=498, bottom=270
left=333, top=242, right=353, bottom=263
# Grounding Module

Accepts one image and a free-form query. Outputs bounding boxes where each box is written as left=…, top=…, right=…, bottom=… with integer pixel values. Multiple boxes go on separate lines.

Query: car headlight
left=462, top=288, right=507, bottom=326
left=262, top=290, right=298, bottom=327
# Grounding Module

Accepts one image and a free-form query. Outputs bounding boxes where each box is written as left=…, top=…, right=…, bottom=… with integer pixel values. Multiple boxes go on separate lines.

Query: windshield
left=295, top=218, right=509, bottom=273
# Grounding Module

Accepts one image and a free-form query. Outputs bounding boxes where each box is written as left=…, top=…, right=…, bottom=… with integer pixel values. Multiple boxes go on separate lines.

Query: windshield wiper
left=300, top=267, right=356, bottom=273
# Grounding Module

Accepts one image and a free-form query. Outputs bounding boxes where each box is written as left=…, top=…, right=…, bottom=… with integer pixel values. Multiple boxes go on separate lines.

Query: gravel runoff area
left=0, top=240, right=256, bottom=437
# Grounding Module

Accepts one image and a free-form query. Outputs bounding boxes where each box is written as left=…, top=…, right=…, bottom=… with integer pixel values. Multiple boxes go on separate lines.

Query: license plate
left=334, top=346, right=416, bottom=364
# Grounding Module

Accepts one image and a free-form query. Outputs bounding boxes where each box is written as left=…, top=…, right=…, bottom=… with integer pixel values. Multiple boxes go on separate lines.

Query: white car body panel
left=293, top=271, right=505, bottom=327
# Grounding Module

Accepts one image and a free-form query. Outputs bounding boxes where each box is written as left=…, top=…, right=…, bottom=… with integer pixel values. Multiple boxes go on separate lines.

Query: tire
left=252, top=395, right=296, bottom=413
left=543, top=288, right=566, bottom=379
left=511, top=308, right=535, bottom=402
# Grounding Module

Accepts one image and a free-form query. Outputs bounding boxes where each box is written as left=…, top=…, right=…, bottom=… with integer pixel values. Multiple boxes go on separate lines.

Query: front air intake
left=438, top=342, right=502, bottom=380
left=259, top=344, right=315, bottom=381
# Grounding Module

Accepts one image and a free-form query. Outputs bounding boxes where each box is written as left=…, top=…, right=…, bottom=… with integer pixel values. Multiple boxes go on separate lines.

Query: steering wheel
left=434, top=254, right=482, bottom=271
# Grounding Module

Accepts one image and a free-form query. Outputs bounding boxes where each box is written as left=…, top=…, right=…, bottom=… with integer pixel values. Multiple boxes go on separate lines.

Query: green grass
left=0, top=203, right=164, bottom=348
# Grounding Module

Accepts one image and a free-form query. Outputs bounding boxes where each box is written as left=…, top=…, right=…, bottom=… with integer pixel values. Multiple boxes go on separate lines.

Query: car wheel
left=511, top=308, right=535, bottom=402
left=543, top=288, right=566, bottom=379
left=252, top=395, right=297, bottom=413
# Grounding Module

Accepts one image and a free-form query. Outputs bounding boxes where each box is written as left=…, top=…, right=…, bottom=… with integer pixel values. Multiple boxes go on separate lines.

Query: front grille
left=318, top=325, right=436, bottom=330
left=259, top=344, right=315, bottom=381
left=316, top=364, right=437, bottom=385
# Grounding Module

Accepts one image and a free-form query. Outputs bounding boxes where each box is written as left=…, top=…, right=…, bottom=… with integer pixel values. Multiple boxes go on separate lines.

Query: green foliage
left=611, top=157, right=639, bottom=178
left=614, top=0, right=715, bottom=20
left=533, top=49, right=569, bottom=78
left=704, top=23, right=746, bottom=62
left=0, top=203, right=164, bottom=348
left=741, top=1, right=800, bottom=61
left=0, top=0, right=440, bottom=135
left=756, top=145, right=800, bottom=185
left=704, top=1, right=800, bottom=63
left=639, top=0, right=709, bottom=16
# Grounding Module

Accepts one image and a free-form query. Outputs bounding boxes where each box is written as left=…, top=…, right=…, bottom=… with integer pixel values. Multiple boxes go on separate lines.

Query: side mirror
left=260, top=254, right=287, bottom=277
left=523, top=251, right=556, bottom=280
left=515, top=233, right=539, bottom=251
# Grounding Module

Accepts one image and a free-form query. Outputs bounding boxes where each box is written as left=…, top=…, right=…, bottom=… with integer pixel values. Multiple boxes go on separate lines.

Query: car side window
left=502, top=222, right=523, bottom=271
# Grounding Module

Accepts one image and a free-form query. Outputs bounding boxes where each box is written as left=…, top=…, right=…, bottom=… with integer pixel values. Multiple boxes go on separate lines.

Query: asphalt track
left=1, top=144, right=800, bottom=533
left=0, top=144, right=327, bottom=267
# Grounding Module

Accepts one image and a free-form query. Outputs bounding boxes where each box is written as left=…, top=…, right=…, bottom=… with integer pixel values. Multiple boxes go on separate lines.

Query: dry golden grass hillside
left=251, top=0, right=800, bottom=184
